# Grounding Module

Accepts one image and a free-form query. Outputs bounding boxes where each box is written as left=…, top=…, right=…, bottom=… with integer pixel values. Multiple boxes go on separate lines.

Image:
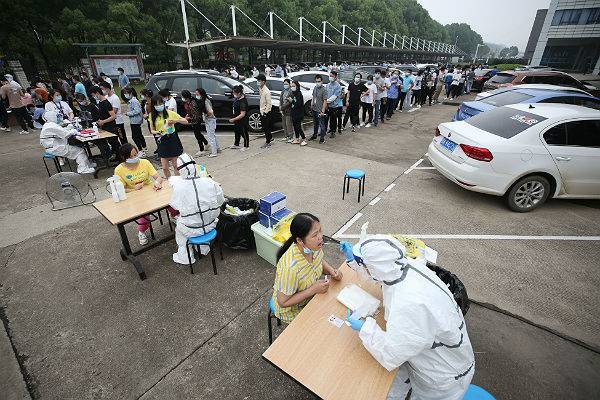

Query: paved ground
left=1, top=98, right=599, bottom=399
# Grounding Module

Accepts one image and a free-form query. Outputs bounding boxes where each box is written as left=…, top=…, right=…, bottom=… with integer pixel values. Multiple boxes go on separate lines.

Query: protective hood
left=176, top=153, right=207, bottom=179
left=353, top=234, right=409, bottom=283
left=43, top=110, right=58, bottom=124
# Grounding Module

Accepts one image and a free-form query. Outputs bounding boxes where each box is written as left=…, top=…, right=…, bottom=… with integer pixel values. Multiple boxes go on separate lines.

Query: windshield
left=220, top=76, right=254, bottom=93
left=481, top=91, right=535, bottom=107
left=489, top=73, right=516, bottom=84
left=466, top=107, right=547, bottom=138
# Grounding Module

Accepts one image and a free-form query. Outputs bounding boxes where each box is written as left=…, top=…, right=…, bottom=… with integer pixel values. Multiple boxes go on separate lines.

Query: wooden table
left=93, top=181, right=175, bottom=280
left=263, top=263, right=397, bottom=400
left=75, top=129, right=117, bottom=178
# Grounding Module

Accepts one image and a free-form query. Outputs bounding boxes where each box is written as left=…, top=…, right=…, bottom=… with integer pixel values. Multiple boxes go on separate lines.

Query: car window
left=489, top=73, right=515, bottom=84
left=266, top=80, right=284, bottom=91
left=481, top=91, right=535, bottom=107
left=565, top=120, right=600, bottom=147
left=572, top=97, right=600, bottom=110
left=201, top=77, right=230, bottom=95
left=153, top=78, right=168, bottom=91
left=557, top=75, right=581, bottom=88
left=297, top=74, right=315, bottom=83
left=539, top=96, right=575, bottom=104
left=171, top=76, right=200, bottom=94
left=246, top=80, right=259, bottom=92
left=543, top=123, right=567, bottom=145
left=466, top=106, right=548, bottom=138
left=319, top=74, right=330, bottom=84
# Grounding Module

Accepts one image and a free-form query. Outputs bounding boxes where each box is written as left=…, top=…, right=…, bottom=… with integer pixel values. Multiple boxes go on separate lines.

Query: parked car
left=453, top=87, right=600, bottom=121
left=515, top=65, right=552, bottom=71
left=145, top=70, right=279, bottom=132
left=475, top=84, right=593, bottom=101
left=287, top=71, right=348, bottom=93
left=470, top=69, right=494, bottom=92
left=428, top=103, right=600, bottom=212
left=243, top=76, right=312, bottom=115
left=483, top=70, right=600, bottom=97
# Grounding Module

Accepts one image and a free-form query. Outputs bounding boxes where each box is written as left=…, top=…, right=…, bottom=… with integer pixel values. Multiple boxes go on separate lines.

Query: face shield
left=176, top=153, right=208, bottom=179
left=43, top=110, right=59, bottom=124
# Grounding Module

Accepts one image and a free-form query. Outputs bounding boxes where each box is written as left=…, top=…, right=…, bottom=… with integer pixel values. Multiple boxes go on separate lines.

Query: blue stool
left=43, top=152, right=69, bottom=177
left=463, top=385, right=496, bottom=400
left=343, top=169, right=366, bottom=203
left=186, top=229, right=223, bottom=275
left=267, top=296, right=281, bottom=344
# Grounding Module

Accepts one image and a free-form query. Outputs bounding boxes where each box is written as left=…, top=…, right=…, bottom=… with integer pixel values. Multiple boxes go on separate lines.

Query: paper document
left=336, top=284, right=380, bottom=317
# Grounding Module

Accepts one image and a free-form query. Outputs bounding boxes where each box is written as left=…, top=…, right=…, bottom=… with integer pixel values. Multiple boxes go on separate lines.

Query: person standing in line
left=117, top=67, right=130, bottom=90
left=81, top=72, right=93, bottom=97
left=181, top=89, right=208, bottom=156
left=372, top=69, right=385, bottom=127
left=465, top=67, right=475, bottom=94
left=148, top=95, right=187, bottom=178
left=158, top=88, right=177, bottom=112
left=230, top=66, right=239, bottom=80
left=289, top=80, right=307, bottom=146
left=386, top=72, right=399, bottom=119
left=0, top=76, right=29, bottom=134
left=360, top=75, right=375, bottom=127
left=229, top=85, right=250, bottom=152
left=444, top=69, right=454, bottom=99
left=100, top=81, right=127, bottom=144
left=411, top=70, right=423, bottom=108
left=275, top=64, right=284, bottom=78
left=457, top=68, right=466, bottom=98
left=433, top=67, right=446, bottom=104
left=100, top=72, right=113, bottom=88
left=122, top=87, right=147, bottom=157
left=252, top=66, right=260, bottom=78
left=379, top=70, right=390, bottom=123
left=89, top=86, right=119, bottom=160
left=256, top=74, right=273, bottom=149
left=401, top=70, right=414, bottom=112
left=420, top=67, right=432, bottom=106
left=73, top=75, right=88, bottom=100
left=279, top=78, right=294, bottom=142
left=450, top=68, right=462, bottom=100
left=308, top=75, right=328, bottom=144
left=325, top=70, right=343, bottom=137
left=345, top=73, right=367, bottom=132
left=264, top=64, right=272, bottom=77
left=196, top=88, right=220, bottom=158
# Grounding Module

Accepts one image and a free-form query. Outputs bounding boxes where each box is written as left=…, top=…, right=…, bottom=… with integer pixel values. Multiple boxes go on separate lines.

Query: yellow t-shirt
left=272, top=244, right=324, bottom=323
left=114, top=159, right=158, bottom=189
left=150, top=110, right=182, bottom=134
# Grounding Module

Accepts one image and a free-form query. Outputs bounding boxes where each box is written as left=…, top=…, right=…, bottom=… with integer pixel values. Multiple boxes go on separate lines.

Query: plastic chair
left=267, top=296, right=282, bottom=344
left=463, top=384, right=496, bottom=400
left=43, top=152, right=72, bottom=177
left=186, top=229, right=223, bottom=275
left=343, top=169, right=366, bottom=203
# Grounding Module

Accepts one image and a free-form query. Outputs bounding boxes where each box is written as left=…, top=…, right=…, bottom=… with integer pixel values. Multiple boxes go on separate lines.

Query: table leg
left=117, top=223, right=147, bottom=280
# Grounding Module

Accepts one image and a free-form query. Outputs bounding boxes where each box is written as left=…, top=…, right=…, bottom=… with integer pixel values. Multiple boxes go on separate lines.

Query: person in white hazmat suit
left=339, top=235, right=474, bottom=400
left=40, top=110, right=95, bottom=174
left=169, top=153, right=224, bottom=264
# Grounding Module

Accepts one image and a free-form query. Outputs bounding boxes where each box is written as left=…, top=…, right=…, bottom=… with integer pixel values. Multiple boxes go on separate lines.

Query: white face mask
left=354, top=77, right=360, bottom=83
left=375, top=73, right=380, bottom=78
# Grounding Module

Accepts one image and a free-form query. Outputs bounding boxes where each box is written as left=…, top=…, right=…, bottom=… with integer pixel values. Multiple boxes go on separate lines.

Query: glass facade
left=551, top=7, right=600, bottom=25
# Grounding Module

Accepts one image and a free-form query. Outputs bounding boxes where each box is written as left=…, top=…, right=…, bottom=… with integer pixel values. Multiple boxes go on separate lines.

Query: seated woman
left=272, top=213, right=343, bottom=323
left=169, top=153, right=224, bottom=264
left=39, top=110, right=95, bottom=174
left=114, top=143, right=176, bottom=245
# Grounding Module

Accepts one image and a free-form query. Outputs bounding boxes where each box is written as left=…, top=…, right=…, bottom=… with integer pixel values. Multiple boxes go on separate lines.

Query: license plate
left=440, top=137, right=457, bottom=152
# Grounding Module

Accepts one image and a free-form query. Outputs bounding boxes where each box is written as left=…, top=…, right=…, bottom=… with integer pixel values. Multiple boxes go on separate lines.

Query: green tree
left=444, top=23, right=483, bottom=56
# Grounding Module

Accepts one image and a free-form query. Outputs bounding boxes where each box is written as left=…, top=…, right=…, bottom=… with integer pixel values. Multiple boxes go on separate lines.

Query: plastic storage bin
left=259, top=207, right=292, bottom=228
left=251, top=222, right=282, bottom=266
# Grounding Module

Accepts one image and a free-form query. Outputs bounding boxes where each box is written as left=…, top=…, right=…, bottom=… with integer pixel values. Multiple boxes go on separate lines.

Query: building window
left=587, top=8, right=600, bottom=24
left=551, top=9, right=583, bottom=25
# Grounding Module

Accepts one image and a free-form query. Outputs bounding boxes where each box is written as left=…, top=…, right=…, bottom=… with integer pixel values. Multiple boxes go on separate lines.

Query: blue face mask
left=195, top=95, right=201, bottom=100
left=126, top=156, right=139, bottom=164
left=54, top=95, right=62, bottom=102
left=154, top=105, right=165, bottom=112
left=302, top=245, right=314, bottom=255
left=124, top=94, right=131, bottom=100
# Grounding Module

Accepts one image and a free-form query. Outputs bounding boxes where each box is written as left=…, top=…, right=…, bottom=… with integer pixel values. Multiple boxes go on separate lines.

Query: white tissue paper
left=336, top=284, right=380, bottom=318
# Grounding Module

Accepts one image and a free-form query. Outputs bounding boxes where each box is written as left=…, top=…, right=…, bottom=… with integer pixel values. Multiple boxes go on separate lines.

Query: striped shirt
left=272, top=244, right=324, bottom=323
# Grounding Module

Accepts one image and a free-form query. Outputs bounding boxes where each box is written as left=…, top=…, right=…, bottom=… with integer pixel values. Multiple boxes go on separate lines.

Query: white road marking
left=404, top=158, right=424, bottom=174
left=413, top=167, right=436, bottom=170
left=368, top=197, right=381, bottom=206
left=334, top=233, right=600, bottom=241
left=333, top=213, right=363, bottom=238
left=384, top=183, right=396, bottom=192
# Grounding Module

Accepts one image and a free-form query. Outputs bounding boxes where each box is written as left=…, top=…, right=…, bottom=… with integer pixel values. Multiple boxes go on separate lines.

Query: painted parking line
left=334, top=233, right=600, bottom=241
left=404, top=159, right=424, bottom=174
left=333, top=213, right=363, bottom=238
left=384, top=183, right=396, bottom=192
left=368, top=197, right=382, bottom=206
left=413, top=167, right=436, bottom=170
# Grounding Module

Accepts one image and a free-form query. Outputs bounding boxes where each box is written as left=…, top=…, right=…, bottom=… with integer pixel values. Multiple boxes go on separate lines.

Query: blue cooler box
left=259, top=207, right=292, bottom=228
left=259, top=192, right=286, bottom=216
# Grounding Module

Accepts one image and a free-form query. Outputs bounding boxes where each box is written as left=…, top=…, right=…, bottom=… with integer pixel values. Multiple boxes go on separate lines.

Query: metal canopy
left=168, top=36, right=461, bottom=56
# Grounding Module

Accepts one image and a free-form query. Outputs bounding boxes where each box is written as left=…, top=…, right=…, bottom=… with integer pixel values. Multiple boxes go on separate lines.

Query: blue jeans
left=312, top=110, right=326, bottom=138
left=373, top=100, right=381, bottom=126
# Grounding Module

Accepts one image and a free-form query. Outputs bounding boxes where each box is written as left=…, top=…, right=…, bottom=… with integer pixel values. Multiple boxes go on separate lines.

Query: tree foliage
left=0, top=0, right=484, bottom=74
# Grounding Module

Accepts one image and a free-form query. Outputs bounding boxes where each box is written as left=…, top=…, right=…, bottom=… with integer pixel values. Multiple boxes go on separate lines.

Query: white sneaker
left=195, top=150, right=205, bottom=157
left=279, top=137, right=288, bottom=142
left=138, top=150, right=146, bottom=158
left=59, top=158, right=65, bottom=166
left=300, top=140, right=307, bottom=146
left=138, top=231, right=148, bottom=245
left=19, top=130, right=29, bottom=135
left=365, top=123, right=371, bottom=128
left=239, top=147, right=247, bottom=152
left=230, top=145, right=241, bottom=149
left=208, top=153, right=218, bottom=158
left=291, top=139, right=300, bottom=144
left=0, top=127, right=9, bottom=132
left=359, top=123, right=365, bottom=127
left=286, top=138, right=294, bottom=143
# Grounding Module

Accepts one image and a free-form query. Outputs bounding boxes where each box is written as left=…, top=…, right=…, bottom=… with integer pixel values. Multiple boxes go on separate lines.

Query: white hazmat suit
left=40, top=110, right=95, bottom=174
left=169, top=153, right=224, bottom=264
left=351, top=235, right=474, bottom=400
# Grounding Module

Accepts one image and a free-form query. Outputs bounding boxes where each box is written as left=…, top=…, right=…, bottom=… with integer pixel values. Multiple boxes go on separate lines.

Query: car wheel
left=247, top=110, right=262, bottom=132
left=505, top=175, right=550, bottom=212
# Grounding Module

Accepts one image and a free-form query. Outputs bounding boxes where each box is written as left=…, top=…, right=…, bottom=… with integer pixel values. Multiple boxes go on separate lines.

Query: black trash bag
left=217, top=198, right=259, bottom=250
left=426, top=262, right=470, bottom=316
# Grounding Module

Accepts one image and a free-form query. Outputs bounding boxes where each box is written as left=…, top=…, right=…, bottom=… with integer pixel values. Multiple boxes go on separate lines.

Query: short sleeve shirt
left=272, top=244, right=324, bottom=323
left=151, top=110, right=183, bottom=134
left=107, top=93, right=124, bottom=124
left=232, top=96, right=248, bottom=124
left=98, top=99, right=116, bottom=130
left=114, top=159, right=157, bottom=189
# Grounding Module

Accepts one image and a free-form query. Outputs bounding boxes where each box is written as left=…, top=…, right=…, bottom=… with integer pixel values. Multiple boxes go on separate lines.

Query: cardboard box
left=259, top=192, right=286, bottom=216
left=259, top=207, right=292, bottom=228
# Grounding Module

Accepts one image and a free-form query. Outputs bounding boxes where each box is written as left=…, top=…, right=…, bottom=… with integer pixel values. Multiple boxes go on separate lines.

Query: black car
left=145, top=70, right=279, bottom=132
left=471, top=68, right=494, bottom=92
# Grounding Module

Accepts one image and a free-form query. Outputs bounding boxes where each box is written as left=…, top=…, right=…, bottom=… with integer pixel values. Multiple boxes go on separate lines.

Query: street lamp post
left=473, top=43, right=483, bottom=63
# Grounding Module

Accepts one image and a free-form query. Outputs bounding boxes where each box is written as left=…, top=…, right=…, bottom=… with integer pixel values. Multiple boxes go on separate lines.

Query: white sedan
left=428, top=103, right=600, bottom=212
left=244, top=76, right=312, bottom=115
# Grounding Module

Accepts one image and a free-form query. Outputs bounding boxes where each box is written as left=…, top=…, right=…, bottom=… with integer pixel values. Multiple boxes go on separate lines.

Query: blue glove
left=339, top=241, right=354, bottom=262
left=346, top=310, right=364, bottom=331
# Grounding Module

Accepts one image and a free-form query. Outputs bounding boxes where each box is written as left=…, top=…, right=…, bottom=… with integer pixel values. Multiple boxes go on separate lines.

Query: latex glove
left=346, top=310, right=364, bottom=331
left=339, top=241, right=354, bottom=262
